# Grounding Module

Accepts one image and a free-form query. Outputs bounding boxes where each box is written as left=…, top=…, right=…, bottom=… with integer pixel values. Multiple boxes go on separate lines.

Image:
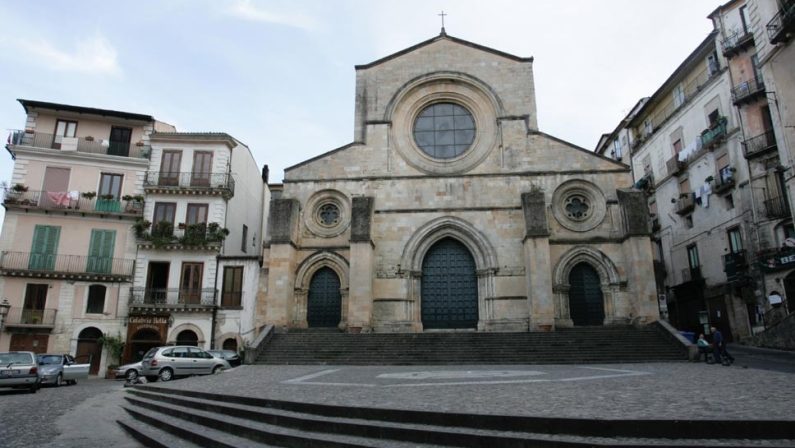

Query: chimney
left=261, top=164, right=269, bottom=183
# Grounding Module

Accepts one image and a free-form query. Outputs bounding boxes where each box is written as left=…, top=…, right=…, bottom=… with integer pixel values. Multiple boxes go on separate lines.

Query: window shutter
left=29, top=225, right=60, bottom=270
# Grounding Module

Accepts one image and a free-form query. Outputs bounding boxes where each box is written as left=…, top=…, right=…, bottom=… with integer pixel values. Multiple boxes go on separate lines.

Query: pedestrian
left=710, top=326, right=734, bottom=366
left=696, top=333, right=712, bottom=363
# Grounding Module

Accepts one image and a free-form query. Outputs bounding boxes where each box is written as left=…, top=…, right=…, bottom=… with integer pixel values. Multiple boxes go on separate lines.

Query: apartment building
left=0, top=99, right=173, bottom=374
left=125, top=132, right=266, bottom=363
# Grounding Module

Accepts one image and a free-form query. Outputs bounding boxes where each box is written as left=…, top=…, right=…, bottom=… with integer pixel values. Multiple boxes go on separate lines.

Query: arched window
left=86, top=285, right=106, bottom=314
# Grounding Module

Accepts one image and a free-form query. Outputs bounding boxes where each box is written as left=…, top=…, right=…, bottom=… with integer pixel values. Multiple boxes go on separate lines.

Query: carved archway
left=401, top=216, right=498, bottom=330
left=293, top=251, right=350, bottom=329
left=552, top=246, right=623, bottom=327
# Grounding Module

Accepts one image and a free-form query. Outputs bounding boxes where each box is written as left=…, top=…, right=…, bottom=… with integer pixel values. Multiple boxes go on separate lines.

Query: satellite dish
left=785, top=238, right=795, bottom=248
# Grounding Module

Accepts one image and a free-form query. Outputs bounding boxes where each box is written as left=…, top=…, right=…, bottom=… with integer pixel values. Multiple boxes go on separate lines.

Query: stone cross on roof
left=438, top=10, right=447, bottom=35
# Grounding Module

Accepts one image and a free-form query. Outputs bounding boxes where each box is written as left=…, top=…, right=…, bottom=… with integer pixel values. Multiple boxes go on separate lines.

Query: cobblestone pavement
left=728, top=344, right=795, bottom=374
left=153, top=361, right=795, bottom=421
left=0, top=377, right=137, bottom=448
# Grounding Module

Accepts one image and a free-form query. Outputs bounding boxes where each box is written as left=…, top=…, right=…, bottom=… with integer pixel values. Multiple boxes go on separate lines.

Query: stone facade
left=261, top=33, right=659, bottom=333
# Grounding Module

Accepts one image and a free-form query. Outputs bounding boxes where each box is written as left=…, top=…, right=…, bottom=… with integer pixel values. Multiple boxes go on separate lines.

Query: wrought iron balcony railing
left=764, top=196, right=790, bottom=219
left=700, top=117, right=728, bottom=149
left=731, top=78, right=766, bottom=105
left=2, top=188, right=143, bottom=217
left=767, top=0, right=795, bottom=44
left=4, top=308, right=57, bottom=327
left=723, top=250, right=748, bottom=282
left=681, top=267, right=702, bottom=283
left=0, top=251, right=134, bottom=281
left=129, top=287, right=217, bottom=308
left=143, top=171, right=235, bottom=196
left=675, top=193, right=695, bottom=216
left=721, top=30, right=755, bottom=57
left=742, top=129, right=777, bottom=159
left=667, top=155, right=687, bottom=176
left=7, top=130, right=150, bottom=159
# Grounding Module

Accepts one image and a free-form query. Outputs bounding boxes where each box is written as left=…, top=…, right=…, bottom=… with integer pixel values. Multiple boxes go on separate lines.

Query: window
left=716, top=153, right=732, bottom=182
left=241, top=224, right=248, bottom=253
left=725, top=194, right=734, bottom=210
left=673, top=139, right=683, bottom=155
left=99, top=173, right=123, bottom=199
left=185, top=204, right=208, bottom=225
left=53, top=119, right=77, bottom=149
left=707, top=50, right=720, bottom=76
left=413, top=102, right=475, bottom=159
left=153, top=203, right=176, bottom=236
left=613, top=139, right=622, bottom=159
left=678, top=175, right=690, bottom=195
left=728, top=227, right=743, bottom=254
left=642, top=155, right=652, bottom=175
left=159, top=150, right=182, bottom=186
left=86, top=285, right=106, bottom=314
left=191, top=151, right=213, bottom=186
left=673, top=84, right=685, bottom=108
left=318, top=203, right=340, bottom=226
left=222, top=266, right=244, bottom=307
left=687, top=244, right=700, bottom=269
left=685, top=215, right=693, bottom=228
left=644, top=119, right=653, bottom=136
left=708, top=110, right=721, bottom=128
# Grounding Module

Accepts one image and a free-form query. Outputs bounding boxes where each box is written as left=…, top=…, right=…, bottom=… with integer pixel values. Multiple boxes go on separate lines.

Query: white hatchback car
left=141, top=346, right=230, bottom=382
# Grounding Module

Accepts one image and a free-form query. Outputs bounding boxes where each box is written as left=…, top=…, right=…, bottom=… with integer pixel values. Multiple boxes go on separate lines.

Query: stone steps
left=257, top=326, right=687, bottom=365
left=118, top=386, right=795, bottom=448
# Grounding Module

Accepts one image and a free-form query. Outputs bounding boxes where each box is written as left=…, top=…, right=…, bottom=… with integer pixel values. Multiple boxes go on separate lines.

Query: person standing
left=710, top=326, right=734, bottom=366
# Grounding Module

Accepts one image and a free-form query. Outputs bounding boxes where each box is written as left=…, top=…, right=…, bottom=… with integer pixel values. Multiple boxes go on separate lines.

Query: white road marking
left=283, top=369, right=342, bottom=383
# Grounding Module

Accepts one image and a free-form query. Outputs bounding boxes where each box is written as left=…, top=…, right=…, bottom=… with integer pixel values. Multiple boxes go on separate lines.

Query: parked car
left=208, top=350, right=242, bottom=367
left=0, top=351, right=41, bottom=393
left=37, top=354, right=90, bottom=386
left=114, top=361, right=143, bottom=381
left=141, top=346, right=231, bottom=382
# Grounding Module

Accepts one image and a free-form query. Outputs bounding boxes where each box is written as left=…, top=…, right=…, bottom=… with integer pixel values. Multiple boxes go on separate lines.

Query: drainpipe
left=210, top=255, right=219, bottom=350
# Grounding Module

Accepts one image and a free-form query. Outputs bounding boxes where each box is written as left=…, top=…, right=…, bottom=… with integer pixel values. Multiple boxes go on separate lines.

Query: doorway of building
left=307, top=267, right=342, bottom=328
left=128, top=328, right=162, bottom=362
left=568, top=263, right=605, bottom=326
left=421, top=238, right=478, bottom=329
left=76, top=327, right=103, bottom=375
left=176, top=330, right=199, bottom=346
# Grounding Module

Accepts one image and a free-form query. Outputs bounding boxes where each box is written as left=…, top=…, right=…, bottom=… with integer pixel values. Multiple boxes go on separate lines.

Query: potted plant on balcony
left=206, top=222, right=230, bottom=243
left=132, top=219, right=151, bottom=239
left=85, top=135, right=95, bottom=142
left=122, top=195, right=144, bottom=213
left=81, top=191, right=97, bottom=200
left=97, top=333, right=125, bottom=379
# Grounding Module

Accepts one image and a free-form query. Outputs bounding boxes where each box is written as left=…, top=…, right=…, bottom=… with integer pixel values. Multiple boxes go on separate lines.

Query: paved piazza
left=152, top=361, right=795, bottom=421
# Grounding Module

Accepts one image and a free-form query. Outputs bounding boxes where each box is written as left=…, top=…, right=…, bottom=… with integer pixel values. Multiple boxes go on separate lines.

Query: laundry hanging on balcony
left=678, top=137, right=702, bottom=162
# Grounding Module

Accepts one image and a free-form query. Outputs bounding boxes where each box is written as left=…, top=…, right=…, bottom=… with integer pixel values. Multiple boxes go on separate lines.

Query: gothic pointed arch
left=401, top=216, right=497, bottom=272
left=552, top=246, right=623, bottom=327
left=293, top=251, right=350, bottom=329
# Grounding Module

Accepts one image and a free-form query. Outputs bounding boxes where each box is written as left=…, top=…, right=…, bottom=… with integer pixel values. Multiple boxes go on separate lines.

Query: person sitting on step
left=696, top=333, right=713, bottom=363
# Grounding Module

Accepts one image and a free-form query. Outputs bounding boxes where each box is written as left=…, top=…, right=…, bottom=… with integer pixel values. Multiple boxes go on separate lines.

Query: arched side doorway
left=222, top=338, right=238, bottom=351
left=421, top=238, right=479, bottom=329
left=176, top=330, right=199, bottom=346
left=76, top=327, right=103, bottom=375
left=568, top=263, right=605, bottom=326
left=307, top=267, right=342, bottom=328
left=129, top=328, right=162, bottom=362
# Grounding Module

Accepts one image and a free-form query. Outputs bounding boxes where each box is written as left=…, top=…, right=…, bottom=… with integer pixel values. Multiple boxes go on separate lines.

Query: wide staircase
left=256, top=324, right=687, bottom=365
left=118, top=386, right=795, bottom=447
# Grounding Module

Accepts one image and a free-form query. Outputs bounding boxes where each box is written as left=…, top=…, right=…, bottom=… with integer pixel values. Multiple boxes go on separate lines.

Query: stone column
left=264, top=199, right=300, bottom=329
left=347, top=197, right=375, bottom=332
left=521, top=191, right=555, bottom=331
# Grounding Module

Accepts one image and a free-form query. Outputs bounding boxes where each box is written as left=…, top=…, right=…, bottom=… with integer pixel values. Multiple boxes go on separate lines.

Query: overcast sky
left=0, top=0, right=723, bottom=223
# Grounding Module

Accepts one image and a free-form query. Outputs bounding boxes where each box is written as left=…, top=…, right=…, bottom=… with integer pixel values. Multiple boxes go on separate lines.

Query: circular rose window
left=413, top=102, right=476, bottom=159
left=317, top=203, right=340, bottom=227
left=564, top=195, right=590, bottom=221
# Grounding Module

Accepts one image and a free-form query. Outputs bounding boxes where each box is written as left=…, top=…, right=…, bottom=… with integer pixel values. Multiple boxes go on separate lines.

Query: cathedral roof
left=354, top=31, right=533, bottom=71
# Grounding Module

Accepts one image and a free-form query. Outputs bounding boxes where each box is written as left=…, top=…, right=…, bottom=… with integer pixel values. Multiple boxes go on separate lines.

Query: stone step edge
left=133, top=386, right=795, bottom=440
left=123, top=406, right=248, bottom=448
left=127, top=388, right=794, bottom=448
left=117, top=418, right=201, bottom=448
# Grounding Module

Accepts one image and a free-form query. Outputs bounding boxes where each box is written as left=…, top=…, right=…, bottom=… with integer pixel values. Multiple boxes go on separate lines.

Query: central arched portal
left=421, top=238, right=478, bottom=329
left=307, top=267, right=342, bottom=328
left=568, top=263, right=605, bottom=326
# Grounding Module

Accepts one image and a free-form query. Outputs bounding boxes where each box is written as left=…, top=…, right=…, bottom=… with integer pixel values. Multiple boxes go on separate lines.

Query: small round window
left=413, top=102, right=476, bottom=159
left=317, top=203, right=340, bottom=227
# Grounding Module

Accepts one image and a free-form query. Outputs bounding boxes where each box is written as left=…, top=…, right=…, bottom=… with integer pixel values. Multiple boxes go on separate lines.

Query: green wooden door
left=86, top=230, right=116, bottom=274
left=29, top=225, right=60, bottom=271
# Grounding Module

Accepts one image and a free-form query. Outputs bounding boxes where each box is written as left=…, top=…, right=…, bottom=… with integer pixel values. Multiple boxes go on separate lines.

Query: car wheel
left=55, top=373, right=63, bottom=387
left=212, top=365, right=222, bottom=374
left=126, top=369, right=139, bottom=381
left=158, top=368, right=174, bottom=382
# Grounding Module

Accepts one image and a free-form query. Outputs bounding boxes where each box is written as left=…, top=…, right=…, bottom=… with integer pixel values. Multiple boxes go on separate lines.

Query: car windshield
left=38, top=355, right=63, bottom=365
left=0, top=353, right=34, bottom=366
left=143, top=348, right=159, bottom=359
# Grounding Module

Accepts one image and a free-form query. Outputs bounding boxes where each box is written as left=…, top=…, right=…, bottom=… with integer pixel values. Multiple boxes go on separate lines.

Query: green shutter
left=29, top=225, right=60, bottom=271
left=86, top=230, right=116, bottom=274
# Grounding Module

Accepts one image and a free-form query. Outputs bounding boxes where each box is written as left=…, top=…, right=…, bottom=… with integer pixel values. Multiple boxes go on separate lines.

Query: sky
left=0, top=0, right=724, bottom=224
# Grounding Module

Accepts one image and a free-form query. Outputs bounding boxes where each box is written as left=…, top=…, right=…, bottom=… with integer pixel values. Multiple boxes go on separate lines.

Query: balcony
left=129, top=287, right=217, bottom=312
left=143, top=171, right=235, bottom=198
left=681, top=266, right=703, bottom=284
left=7, top=130, right=150, bottom=159
left=135, top=221, right=229, bottom=251
left=721, top=30, right=755, bottom=57
left=3, top=308, right=57, bottom=329
left=768, top=0, right=795, bottom=45
left=667, top=155, right=687, bottom=176
left=764, top=195, right=790, bottom=219
left=731, top=78, right=766, bottom=105
left=675, top=193, right=695, bottom=216
left=713, top=172, right=736, bottom=195
left=2, top=188, right=143, bottom=219
left=700, top=117, right=728, bottom=150
left=0, top=251, right=134, bottom=282
left=723, top=250, right=748, bottom=282
left=743, top=129, right=778, bottom=159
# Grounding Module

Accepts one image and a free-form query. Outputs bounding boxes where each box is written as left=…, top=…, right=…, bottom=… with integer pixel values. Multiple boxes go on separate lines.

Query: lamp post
left=0, top=298, right=10, bottom=331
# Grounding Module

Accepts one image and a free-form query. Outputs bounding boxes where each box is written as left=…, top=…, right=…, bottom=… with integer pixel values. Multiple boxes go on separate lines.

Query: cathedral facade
left=259, top=33, right=659, bottom=333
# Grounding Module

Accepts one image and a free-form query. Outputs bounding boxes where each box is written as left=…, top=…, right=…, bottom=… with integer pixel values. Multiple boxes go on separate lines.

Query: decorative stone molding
left=293, top=251, right=350, bottom=329
left=521, top=189, right=550, bottom=237
left=386, top=72, right=500, bottom=175
left=168, top=323, right=206, bottom=345
left=350, top=196, right=374, bottom=242
left=550, top=180, right=607, bottom=232
left=304, top=190, right=351, bottom=238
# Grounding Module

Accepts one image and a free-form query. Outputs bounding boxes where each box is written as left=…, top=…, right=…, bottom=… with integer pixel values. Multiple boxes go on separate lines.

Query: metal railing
left=7, top=130, right=150, bottom=159
left=667, top=155, right=687, bottom=176
left=700, top=117, right=728, bottom=149
left=4, top=308, right=57, bottom=326
left=0, top=251, right=135, bottom=277
left=742, top=129, right=777, bottom=158
left=144, top=171, right=235, bottom=194
left=723, top=250, right=748, bottom=282
left=681, top=267, right=702, bottom=283
left=721, top=30, right=754, bottom=56
left=731, top=78, right=766, bottom=104
left=129, top=288, right=217, bottom=307
left=764, top=196, right=790, bottom=219
left=2, top=188, right=143, bottom=215
left=675, top=194, right=695, bottom=215
left=767, top=0, right=795, bottom=44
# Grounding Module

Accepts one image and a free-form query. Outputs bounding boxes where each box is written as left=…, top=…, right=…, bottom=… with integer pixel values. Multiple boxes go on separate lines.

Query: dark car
left=208, top=350, right=241, bottom=367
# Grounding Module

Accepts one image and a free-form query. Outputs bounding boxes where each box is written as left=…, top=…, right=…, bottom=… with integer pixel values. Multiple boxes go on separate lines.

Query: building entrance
left=568, top=263, right=605, bottom=326
left=421, top=238, right=478, bottom=329
left=307, top=267, right=342, bottom=328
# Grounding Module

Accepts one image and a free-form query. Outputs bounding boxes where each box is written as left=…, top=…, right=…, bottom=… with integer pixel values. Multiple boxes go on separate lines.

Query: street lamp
left=0, top=298, right=10, bottom=331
